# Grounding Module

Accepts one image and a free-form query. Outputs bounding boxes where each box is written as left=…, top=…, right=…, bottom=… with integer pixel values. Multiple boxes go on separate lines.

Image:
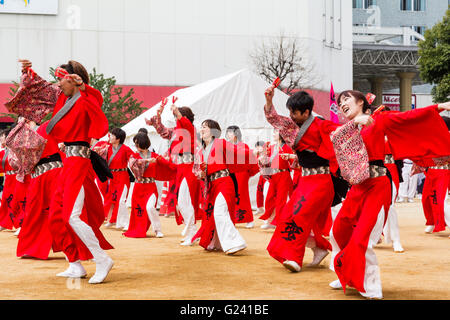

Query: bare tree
left=250, top=34, right=321, bottom=95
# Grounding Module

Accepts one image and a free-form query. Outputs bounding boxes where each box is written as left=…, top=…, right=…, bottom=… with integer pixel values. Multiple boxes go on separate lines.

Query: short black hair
left=110, top=127, right=126, bottom=144
left=226, top=125, right=242, bottom=142
left=255, top=140, right=265, bottom=147
left=286, top=91, right=314, bottom=114
left=133, top=132, right=151, bottom=150
left=138, top=127, right=148, bottom=135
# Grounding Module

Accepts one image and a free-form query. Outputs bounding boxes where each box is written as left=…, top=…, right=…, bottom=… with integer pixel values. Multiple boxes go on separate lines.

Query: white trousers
left=398, top=163, right=418, bottom=199
left=329, top=203, right=385, bottom=299
left=69, top=186, right=109, bottom=262
left=177, top=178, right=197, bottom=237
left=116, top=185, right=130, bottom=229
left=207, top=192, right=246, bottom=252
left=146, top=194, right=162, bottom=232
left=383, top=182, right=401, bottom=244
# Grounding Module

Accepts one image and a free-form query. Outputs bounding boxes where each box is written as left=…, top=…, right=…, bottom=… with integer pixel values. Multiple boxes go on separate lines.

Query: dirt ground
left=0, top=200, right=449, bottom=300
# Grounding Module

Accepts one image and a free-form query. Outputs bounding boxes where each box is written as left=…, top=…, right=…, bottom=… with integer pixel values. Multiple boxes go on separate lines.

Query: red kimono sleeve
left=153, top=154, right=177, bottom=181
left=81, top=85, right=109, bottom=140
left=223, top=139, right=258, bottom=174
left=377, top=105, right=450, bottom=167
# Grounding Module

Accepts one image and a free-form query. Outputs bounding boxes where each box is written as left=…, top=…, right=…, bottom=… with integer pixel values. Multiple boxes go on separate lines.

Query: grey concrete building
left=352, top=0, right=448, bottom=110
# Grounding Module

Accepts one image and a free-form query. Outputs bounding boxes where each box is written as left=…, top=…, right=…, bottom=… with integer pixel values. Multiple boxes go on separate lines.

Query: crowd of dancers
left=0, top=59, right=449, bottom=299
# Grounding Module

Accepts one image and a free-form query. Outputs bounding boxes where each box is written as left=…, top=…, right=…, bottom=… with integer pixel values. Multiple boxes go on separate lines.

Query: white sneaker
left=0, top=226, right=6, bottom=231
left=56, top=261, right=87, bottom=278
left=393, top=241, right=404, bottom=253
left=424, top=225, right=434, bottom=233
left=329, top=279, right=343, bottom=289
left=245, top=222, right=254, bottom=229
left=307, top=247, right=329, bottom=267
left=225, top=243, right=247, bottom=255
left=88, top=256, right=114, bottom=284
left=180, top=237, right=199, bottom=246
left=407, top=198, right=414, bottom=203
left=104, top=222, right=114, bottom=228
left=155, top=231, right=164, bottom=238
left=396, top=197, right=405, bottom=203
left=14, top=228, right=21, bottom=236
left=255, top=208, right=264, bottom=215
left=359, top=291, right=383, bottom=300
left=282, top=260, right=301, bottom=272
left=261, top=222, right=275, bottom=229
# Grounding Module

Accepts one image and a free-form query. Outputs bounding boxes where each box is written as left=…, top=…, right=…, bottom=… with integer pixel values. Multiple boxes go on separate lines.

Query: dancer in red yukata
left=263, top=88, right=345, bottom=274
left=192, top=119, right=258, bottom=255
left=124, top=133, right=176, bottom=238
left=16, top=120, right=64, bottom=259
left=328, top=90, right=450, bottom=299
left=0, top=128, right=17, bottom=231
left=19, top=59, right=114, bottom=284
left=258, top=130, right=294, bottom=230
left=420, top=116, right=450, bottom=235
left=225, top=125, right=259, bottom=229
left=146, top=102, right=202, bottom=246
left=253, top=141, right=269, bottom=216
left=98, top=128, right=135, bottom=230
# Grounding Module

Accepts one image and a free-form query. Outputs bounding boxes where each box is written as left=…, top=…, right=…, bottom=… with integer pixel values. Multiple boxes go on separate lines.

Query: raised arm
left=264, top=86, right=299, bottom=148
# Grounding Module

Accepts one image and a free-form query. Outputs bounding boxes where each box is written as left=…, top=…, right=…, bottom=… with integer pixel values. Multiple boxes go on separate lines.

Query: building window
left=400, top=0, right=426, bottom=11
left=353, top=0, right=376, bottom=9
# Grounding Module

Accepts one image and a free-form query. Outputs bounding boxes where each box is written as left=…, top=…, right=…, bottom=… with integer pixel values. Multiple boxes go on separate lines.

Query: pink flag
left=329, top=82, right=339, bottom=123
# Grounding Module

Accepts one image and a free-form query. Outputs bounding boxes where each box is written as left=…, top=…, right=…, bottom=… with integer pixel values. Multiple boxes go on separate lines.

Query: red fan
left=172, top=96, right=178, bottom=104
left=272, top=77, right=281, bottom=88
left=161, top=97, right=168, bottom=107
left=54, top=67, right=69, bottom=79
left=366, top=93, right=376, bottom=105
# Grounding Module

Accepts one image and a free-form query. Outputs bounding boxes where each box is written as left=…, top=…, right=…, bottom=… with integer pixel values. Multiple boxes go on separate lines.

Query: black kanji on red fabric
left=431, top=190, right=438, bottom=205
left=236, top=192, right=241, bottom=205
left=112, top=190, right=118, bottom=202
left=205, top=203, right=214, bottom=219
left=236, top=209, right=246, bottom=222
left=136, top=204, right=143, bottom=217
left=281, top=221, right=303, bottom=241
left=336, top=252, right=344, bottom=268
left=20, top=197, right=26, bottom=211
left=6, top=194, right=13, bottom=208
left=292, top=195, right=306, bottom=216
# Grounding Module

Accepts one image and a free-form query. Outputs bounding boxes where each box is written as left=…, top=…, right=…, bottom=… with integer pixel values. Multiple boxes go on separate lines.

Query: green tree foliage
left=418, top=9, right=450, bottom=103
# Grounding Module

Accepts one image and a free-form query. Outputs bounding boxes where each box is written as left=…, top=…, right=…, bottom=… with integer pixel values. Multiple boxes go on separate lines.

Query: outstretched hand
left=437, top=101, right=450, bottom=112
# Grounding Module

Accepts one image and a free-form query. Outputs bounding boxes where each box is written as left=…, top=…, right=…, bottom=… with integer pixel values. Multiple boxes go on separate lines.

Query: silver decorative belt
left=369, top=165, right=387, bottom=178
left=137, top=177, right=155, bottom=184
left=172, top=153, right=194, bottom=164
left=384, top=154, right=395, bottom=164
left=302, top=166, right=330, bottom=177
left=31, top=161, right=63, bottom=179
left=207, top=169, right=230, bottom=183
left=429, top=164, right=450, bottom=170
left=111, top=168, right=127, bottom=172
left=6, top=170, right=16, bottom=176
left=65, top=145, right=91, bottom=159
left=260, top=167, right=289, bottom=176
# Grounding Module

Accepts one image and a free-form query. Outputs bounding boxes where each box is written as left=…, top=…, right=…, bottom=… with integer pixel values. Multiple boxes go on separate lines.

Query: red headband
left=54, top=67, right=69, bottom=79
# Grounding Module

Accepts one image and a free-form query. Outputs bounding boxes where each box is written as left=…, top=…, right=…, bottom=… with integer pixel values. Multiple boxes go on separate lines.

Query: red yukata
left=264, top=104, right=339, bottom=269
left=332, top=105, right=450, bottom=298
left=103, top=143, right=135, bottom=224
left=193, top=138, right=257, bottom=252
left=259, top=143, right=294, bottom=226
left=0, top=149, right=17, bottom=230
left=48, top=85, right=113, bottom=263
left=16, top=121, right=64, bottom=259
left=150, top=114, right=201, bottom=242
left=421, top=166, right=450, bottom=232
left=9, top=173, right=30, bottom=230
left=124, top=153, right=176, bottom=238
left=256, top=174, right=268, bottom=209
left=92, top=140, right=109, bottom=200
left=233, top=141, right=259, bottom=224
